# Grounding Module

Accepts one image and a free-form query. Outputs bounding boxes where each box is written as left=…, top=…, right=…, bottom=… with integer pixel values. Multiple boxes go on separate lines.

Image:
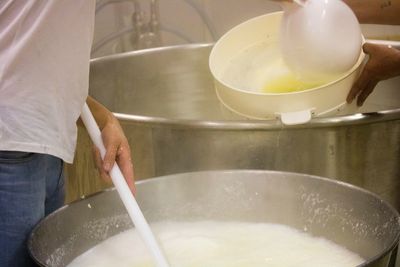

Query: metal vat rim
left=113, top=109, right=400, bottom=130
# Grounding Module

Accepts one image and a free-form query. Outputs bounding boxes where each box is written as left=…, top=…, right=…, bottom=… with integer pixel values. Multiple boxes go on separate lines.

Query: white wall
left=92, top=0, right=400, bottom=58
left=92, top=0, right=281, bottom=57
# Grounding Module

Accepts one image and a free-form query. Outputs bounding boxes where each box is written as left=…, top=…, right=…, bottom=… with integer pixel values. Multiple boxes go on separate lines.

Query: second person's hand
left=347, top=43, right=400, bottom=106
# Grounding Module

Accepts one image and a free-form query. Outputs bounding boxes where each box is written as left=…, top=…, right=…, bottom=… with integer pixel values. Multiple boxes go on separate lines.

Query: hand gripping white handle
left=81, top=103, right=170, bottom=267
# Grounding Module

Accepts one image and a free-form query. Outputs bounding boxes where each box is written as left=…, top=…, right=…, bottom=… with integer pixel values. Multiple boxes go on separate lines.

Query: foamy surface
left=67, top=221, right=364, bottom=267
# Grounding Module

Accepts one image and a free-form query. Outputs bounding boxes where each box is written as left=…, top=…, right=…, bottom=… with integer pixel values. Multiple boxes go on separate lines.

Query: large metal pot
left=66, top=44, right=400, bottom=210
left=30, top=170, right=400, bottom=266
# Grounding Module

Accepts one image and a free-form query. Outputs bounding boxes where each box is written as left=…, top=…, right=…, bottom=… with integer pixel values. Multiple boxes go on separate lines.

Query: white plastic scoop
left=280, top=0, right=362, bottom=83
left=81, top=103, right=170, bottom=267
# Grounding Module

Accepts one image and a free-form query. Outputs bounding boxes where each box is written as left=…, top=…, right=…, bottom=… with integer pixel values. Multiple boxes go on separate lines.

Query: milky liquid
left=221, top=42, right=326, bottom=94
left=67, top=221, right=365, bottom=267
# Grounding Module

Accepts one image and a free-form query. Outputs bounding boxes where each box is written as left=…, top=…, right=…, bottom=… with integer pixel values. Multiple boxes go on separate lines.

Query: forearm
left=78, top=96, right=114, bottom=129
left=343, top=0, right=400, bottom=25
left=347, top=43, right=400, bottom=106
left=79, top=97, right=135, bottom=193
left=86, top=96, right=114, bottom=129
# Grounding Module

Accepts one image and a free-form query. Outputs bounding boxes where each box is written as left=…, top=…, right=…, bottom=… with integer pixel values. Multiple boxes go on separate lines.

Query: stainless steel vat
left=66, top=44, right=400, bottom=210
left=30, top=170, right=400, bottom=267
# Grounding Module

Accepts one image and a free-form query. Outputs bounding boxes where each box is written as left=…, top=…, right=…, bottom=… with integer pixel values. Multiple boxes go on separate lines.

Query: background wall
left=92, top=0, right=400, bottom=58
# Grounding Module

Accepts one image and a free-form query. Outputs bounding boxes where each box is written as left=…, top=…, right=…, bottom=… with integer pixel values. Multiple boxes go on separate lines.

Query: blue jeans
left=0, top=151, right=65, bottom=267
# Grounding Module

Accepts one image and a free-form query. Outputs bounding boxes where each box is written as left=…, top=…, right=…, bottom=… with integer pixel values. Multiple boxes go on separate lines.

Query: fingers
left=102, top=137, right=119, bottom=173
left=91, top=112, right=135, bottom=195
left=347, top=42, right=381, bottom=106
left=99, top=124, right=136, bottom=194
left=347, top=68, right=379, bottom=107
left=357, top=79, right=378, bottom=106
left=346, top=42, right=398, bottom=107
left=362, top=42, right=378, bottom=54
left=93, top=142, right=136, bottom=194
left=346, top=78, right=361, bottom=104
left=93, top=146, right=112, bottom=183
left=346, top=68, right=370, bottom=104
left=116, top=143, right=136, bottom=194
left=347, top=45, right=369, bottom=104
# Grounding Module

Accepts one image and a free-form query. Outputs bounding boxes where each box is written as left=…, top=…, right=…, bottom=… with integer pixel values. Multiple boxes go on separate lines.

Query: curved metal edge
left=90, top=43, right=214, bottom=64
left=28, top=170, right=400, bottom=266
left=27, top=188, right=117, bottom=267
left=138, top=170, right=400, bottom=267
left=89, top=43, right=400, bottom=130
left=114, top=108, right=400, bottom=130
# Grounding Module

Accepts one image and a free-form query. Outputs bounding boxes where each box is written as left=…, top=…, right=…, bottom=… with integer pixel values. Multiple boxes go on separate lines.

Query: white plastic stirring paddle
left=81, top=103, right=170, bottom=267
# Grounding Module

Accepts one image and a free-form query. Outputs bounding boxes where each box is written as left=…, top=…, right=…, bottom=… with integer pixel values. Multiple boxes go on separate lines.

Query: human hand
left=347, top=43, right=400, bottom=106
left=93, top=113, right=136, bottom=194
left=84, top=96, right=136, bottom=194
left=92, top=114, right=136, bottom=194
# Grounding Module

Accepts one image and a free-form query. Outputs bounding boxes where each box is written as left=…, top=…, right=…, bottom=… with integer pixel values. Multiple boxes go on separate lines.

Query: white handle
left=81, top=103, right=170, bottom=267
left=279, top=109, right=313, bottom=125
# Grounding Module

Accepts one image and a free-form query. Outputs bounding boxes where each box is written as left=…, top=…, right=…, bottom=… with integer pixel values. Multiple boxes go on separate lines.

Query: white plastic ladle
left=81, top=103, right=170, bottom=267
left=280, top=0, right=363, bottom=82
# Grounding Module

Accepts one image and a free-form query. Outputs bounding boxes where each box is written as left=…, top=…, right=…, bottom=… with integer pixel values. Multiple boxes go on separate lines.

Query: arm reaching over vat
left=273, top=0, right=400, bottom=25
left=84, top=97, right=136, bottom=194
left=344, top=0, right=400, bottom=106
left=347, top=43, right=400, bottom=106
left=271, top=0, right=400, bottom=106
left=343, top=0, right=400, bottom=25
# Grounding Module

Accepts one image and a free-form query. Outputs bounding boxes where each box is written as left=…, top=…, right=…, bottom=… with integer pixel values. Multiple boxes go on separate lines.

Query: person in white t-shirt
left=0, top=1, right=134, bottom=266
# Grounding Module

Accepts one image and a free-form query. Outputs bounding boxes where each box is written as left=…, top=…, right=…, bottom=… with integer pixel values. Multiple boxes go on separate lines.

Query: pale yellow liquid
left=262, top=73, right=323, bottom=93
left=221, top=42, right=327, bottom=94
left=67, top=221, right=365, bottom=267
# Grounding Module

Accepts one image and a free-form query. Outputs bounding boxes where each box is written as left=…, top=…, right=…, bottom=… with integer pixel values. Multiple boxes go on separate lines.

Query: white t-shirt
left=0, top=0, right=95, bottom=163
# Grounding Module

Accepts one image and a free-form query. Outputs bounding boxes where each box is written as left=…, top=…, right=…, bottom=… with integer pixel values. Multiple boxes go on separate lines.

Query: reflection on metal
left=67, top=44, right=400, bottom=213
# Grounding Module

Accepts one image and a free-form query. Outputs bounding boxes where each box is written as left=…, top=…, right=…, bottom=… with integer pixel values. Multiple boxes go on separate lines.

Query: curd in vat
left=67, top=221, right=364, bottom=267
